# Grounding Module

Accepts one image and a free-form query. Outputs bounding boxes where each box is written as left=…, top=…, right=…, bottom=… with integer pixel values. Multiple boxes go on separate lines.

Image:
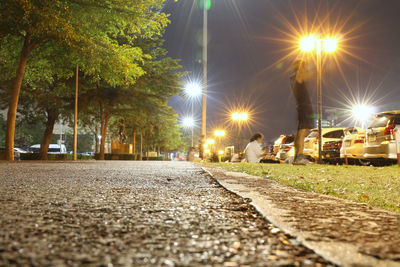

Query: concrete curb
left=202, top=167, right=400, bottom=267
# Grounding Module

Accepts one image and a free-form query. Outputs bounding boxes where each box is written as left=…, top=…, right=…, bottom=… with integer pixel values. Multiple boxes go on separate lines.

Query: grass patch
left=206, top=162, right=400, bottom=213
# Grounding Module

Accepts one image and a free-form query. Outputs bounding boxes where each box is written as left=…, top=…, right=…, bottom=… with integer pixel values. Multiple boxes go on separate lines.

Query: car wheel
left=358, top=159, right=373, bottom=166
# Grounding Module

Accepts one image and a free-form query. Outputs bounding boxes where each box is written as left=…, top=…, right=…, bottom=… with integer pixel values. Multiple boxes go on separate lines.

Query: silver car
left=364, top=110, right=400, bottom=163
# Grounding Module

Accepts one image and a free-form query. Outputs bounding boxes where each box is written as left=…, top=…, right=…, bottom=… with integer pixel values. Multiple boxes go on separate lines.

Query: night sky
left=164, top=0, right=400, bottom=142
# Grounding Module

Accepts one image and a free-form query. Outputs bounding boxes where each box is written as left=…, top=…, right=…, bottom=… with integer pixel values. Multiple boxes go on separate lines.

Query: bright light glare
left=206, top=139, right=215, bottom=145
left=300, top=36, right=316, bottom=52
left=214, top=130, right=226, bottom=137
left=184, top=82, right=202, bottom=98
left=352, top=105, right=374, bottom=123
left=182, top=117, right=194, bottom=128
left=204, top=149, right=211, bottom=154
left=218, top=150, right=224, bottom=155
left=323, top=38, right=337, bottom=53
left=232, top=112, right=248, bottom=121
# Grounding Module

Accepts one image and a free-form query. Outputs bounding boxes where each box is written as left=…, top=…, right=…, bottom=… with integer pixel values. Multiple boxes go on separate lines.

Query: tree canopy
left=0, top=0, right=185, bottom=160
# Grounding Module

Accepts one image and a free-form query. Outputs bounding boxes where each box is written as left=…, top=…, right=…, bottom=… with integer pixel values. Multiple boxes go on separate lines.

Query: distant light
left=182, top=117, right=195, bottom=128
left=203, top=144, right=208, bottom=149
left=184, top=82, right=202, bottom=98
left=218, top=150, right=224, bottom=155
left=214, top=130, right=225, bottom=137
left=204, top=149, right=211, bottom=154
left=323, top=38, right=337, bottom=53
left=352, top=104, right=375, bottom=126
left=206, top=139, right=215, bottom=145
left=300, top=36, right=316, bottom=52
left=232, top=112, right=248, bottom=121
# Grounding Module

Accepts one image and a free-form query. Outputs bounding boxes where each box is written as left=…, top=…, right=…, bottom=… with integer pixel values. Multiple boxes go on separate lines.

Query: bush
left=21, top=153, right=68, bottom=160
left=142, top=156, right=164, bottom=161
left=20, top=153, right=94, bottom=160
left=94, top=154, right=138, bottom=160
left=65, top=154, right=95, bottom=160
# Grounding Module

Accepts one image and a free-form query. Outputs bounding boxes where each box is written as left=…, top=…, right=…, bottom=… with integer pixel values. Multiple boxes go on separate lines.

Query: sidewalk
left=203, top=166, right=400, bottom=267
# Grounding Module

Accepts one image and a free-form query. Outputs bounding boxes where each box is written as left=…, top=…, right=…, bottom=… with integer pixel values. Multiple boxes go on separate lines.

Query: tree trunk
left=99, top=115, right=111, bottom=160
left=5, top=33, right=36, bottom=160
left=157, top=146, right=160, bottom=157
left=146, top=144, right=150, bottom=160
left=139, top=132, right=143, bottom=160
left=133, top=129, right=136, bottom=154
left=39, top=110, right=58, bottom=160
left=95, top=124, right=99, bottom=154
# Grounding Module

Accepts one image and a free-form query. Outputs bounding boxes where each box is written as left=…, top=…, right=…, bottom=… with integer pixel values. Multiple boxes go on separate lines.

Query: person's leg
left=294, top=128, right=308, bottom=156
left=293, top=128, right=310, bottom=165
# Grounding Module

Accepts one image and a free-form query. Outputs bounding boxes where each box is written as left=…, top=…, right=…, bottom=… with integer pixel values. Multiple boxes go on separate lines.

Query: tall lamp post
left=214, top=129, right=226, bottom=151
left=182, top=116, right=195, bottom=147
left=200, top=0, right=208, bottom=159
left=184, top=82, right=202, bottom=147
left=300, top=35, right=337, bottom=163
left=232, top=112, right=248, bottom=153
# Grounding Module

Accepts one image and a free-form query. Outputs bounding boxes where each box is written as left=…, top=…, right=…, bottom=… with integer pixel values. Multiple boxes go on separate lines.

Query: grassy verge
left=205, top=162, right=400, bottom=214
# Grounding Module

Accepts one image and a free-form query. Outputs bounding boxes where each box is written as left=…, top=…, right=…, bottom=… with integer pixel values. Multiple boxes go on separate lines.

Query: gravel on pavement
left=0, top=161, right=333, bottom=266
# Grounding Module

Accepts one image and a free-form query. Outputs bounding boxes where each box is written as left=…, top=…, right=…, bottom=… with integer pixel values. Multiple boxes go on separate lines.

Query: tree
left=17, top=42, right=76, bottom=159
left=0, top=0, right=169, bottom=160
left=80, top=36, right=185, bottom=160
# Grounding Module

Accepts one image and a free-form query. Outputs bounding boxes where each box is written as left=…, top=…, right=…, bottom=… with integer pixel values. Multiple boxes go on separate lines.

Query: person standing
left=290, top=60, right=314, bottom=165
left=244, top=133, right=264, bottom=163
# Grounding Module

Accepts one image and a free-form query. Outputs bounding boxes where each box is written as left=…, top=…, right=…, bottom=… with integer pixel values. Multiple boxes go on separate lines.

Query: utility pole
left=73, top=65, right=79, bottom=161
left=200, top=0, right=208, bottom=159
left=316, top=43, right=323, bottom=164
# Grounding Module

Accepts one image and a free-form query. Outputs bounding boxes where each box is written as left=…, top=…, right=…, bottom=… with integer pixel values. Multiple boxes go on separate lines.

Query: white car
left=30, top=144, right=67, bottom=154
left=340, top=127, right=366, bottom=164
left=304, top=128, right=346, bottom=160
left=364, top=111, right=400, bottom=164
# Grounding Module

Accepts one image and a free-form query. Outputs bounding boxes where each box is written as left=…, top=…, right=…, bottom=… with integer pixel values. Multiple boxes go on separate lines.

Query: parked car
left=364, top=110, right=400, bottom=164
left=0, top=147, right=22, bottom=160
left=273, top=135, right=295, bottom=160
left=322, top=140, right=343, bottom=164
left=304, top=128, right=346, bottom=160
left=14, top=147, right=27, bottom=154
left=340, top=127, right=367, bottom=165
left=29, top=144, right=67, bottom=154
left=277, top=141, right=295, bottom=162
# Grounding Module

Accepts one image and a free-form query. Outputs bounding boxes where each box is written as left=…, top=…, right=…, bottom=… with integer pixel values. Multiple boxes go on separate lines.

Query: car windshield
left=323, top=130, right=344, bottom=139
left=368, top=116, right=389, bottom=128
left=392, top=116, right=400, bottom=125
left=48, top=148, right=61, bottom=153
left=283, top=136, right=295, bottom=144
left=307, top=131, right=318, bottom=138
left=346, top=128, right=358, bottom=135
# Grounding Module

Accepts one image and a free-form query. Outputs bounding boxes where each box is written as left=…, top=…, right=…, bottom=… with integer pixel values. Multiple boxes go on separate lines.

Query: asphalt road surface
left=0, top=161, right=333, bottom=266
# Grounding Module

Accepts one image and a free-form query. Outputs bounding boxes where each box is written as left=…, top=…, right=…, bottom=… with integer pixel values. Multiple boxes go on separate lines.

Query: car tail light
left=283, top=146, right=292, bottom=152
left=354, top=139, right=364, bottom=144
left=385, top=124, right=395, bottom=140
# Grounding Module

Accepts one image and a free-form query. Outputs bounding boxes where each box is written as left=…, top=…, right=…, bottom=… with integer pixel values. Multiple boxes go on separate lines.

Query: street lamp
left=182, top=116, right=195, bottom=129
left=184, top=82, right=202, bottom=99
left=214, top=130, right=225, bottom=137
left=300, top=35, right=338, bottom=163
left=206, top=139, right=215, bottom=145
left=231, top=112, right=248, bottom=153
left=214, top=129, right=226, bottom=153
left=184, top=82, right=202, bottom=147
